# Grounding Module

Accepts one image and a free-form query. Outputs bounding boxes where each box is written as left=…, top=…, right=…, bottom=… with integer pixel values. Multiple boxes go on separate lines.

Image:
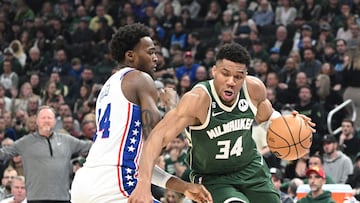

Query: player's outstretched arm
left=129, top=88, right=208, bottom=202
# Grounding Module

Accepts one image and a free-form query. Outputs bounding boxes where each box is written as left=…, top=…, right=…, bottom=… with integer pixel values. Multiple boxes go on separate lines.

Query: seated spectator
left=338, top=119, right=360, bottom=161
left=347, top=152, right=360, bottom=201
left=0, top=167, right=17, bottom=200
left=0, top=60, right=19, bottom=97
left=251, top=0, right=274, bottom=27
left=270, top=167, right=293, bottom=203
left=175, top=51, right=200, bottom=85
left=297, top=167, right=336, bottom=203
left=322, top=134, right=353, bottom=184
left=275, top=0, right=297, bottom=26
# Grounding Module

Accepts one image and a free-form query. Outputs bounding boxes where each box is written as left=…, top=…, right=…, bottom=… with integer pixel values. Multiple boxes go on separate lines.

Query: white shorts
left=71, top=166, right=161, bottom=203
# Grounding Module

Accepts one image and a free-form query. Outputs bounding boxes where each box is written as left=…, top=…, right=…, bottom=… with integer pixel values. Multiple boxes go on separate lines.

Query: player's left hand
left=292, top=111, right=316, bottom=132
left=183, top=183, right=213, bottom=203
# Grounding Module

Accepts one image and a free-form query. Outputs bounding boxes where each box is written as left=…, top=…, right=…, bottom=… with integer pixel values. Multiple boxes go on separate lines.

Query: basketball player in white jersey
left=70, top=23, right=212, bottom=203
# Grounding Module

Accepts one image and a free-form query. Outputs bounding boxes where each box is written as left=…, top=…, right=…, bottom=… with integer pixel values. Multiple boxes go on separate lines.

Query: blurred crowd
left=0, top=0, right=360, bottom=202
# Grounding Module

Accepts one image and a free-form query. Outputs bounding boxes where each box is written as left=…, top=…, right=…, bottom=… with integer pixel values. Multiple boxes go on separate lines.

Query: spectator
left=232, top=9, right=257, bottom=40
left=292, top=24, right=315, bottom=54
left=46, top=49, right=72, bottom=77
left=270, top=167, right=293, bottom=203
left=297, top=166, right=336, bottom=203
left=0, top=85, right=11, bottom=113
left=169, top=21, right=187, bottom=49
left=8, top=40, right=26, bottom=68
left=338, top=119, right=360, bottom=161
left=0, top=60, right=19, bottom=97
left=342, top=47, right=360, bottom=128
left=299, top=48, right=322, bottom=81
left=347, top=152, right=360, bottom=201
left=347, top=23, right=360, bottom=49
left=275, top=0, right=297, bottom=26
left=176, top=74, right=192, bottom=98
left=249, top=39, right=269, bottom=64
left=182, top=0, right=201, bottom=19
left=322, top=134, right=353, bottom=184
left=0, top=106, right=92, bottom=202
left=193, top=65, right=208, bottom=84
left=214, top=9, right=234, bottom=39
left=93, top=17, right=114, bottom=53
left=185, top=32, right=207, bottom=63
left=175, top=51, right=200, bottom=85
left=1, top=49, right=20, bottom=77
left=0, top=113, right=16, bottom=141
left=332, top=38, right=347, bottom=74
left=23, top=47, right=47, bottom=82
left=313, top=74, right=344, bottom=131
left=297, top=0, right=321, bottom=23
left=203, top=1, right=222, bottom=26
left=71, top=17, right=96, bottom=64
left=251, top=0, right=274, bottom=27
left=79, top=119, right=96, bottom=141
left=28, top=74, right=42, bottom=97
left=294, top=86, right=323, bottom=153
left=0, top=167, right=17, bottom=200
left=41, top=81, right=65, bottom=108
left=0, top=175, right=26, bottom=203
left=155, top=0, right=182, bottom=18
left=11, top=82, right=40, bottom=114
left=336, top=15, right=356, bottom=41
left=62, top=115, right=81, bottom=138
left=277, top=58, right=298, bottom=104
left=269, top=26, right=294, bottom=60
left=287, top=178, right=304, bottom=202
left=89, top=5, right=113, bottom=32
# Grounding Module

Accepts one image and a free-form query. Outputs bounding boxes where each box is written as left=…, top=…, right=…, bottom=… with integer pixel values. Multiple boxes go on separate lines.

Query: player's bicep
left=137, top=78, right=162, bottom=138
left=255, top=99, right=273, bottom=124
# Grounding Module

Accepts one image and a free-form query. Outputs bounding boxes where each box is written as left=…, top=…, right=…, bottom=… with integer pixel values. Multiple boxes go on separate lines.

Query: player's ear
left=126, top=50, right=134, bottom=60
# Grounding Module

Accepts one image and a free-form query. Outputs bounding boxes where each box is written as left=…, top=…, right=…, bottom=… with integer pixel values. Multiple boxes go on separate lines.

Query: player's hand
left=159, top=87, right=178, bottom=110
left=183, top=183, right=213, bottom=203
left=292, top=111, right=316, bottom=132
left=128, top=183, right=153, bottom=203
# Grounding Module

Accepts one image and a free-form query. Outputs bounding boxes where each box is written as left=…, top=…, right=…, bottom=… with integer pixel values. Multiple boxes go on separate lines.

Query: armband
left=151, top=165, right=174, bottom=188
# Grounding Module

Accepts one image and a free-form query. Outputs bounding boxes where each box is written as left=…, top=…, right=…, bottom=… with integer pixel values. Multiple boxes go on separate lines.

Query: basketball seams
left=282, top=116, right=299, bottom=159
left=267, top=126, right=291, bottom=158
left=267, top=115, right=312, bottom=160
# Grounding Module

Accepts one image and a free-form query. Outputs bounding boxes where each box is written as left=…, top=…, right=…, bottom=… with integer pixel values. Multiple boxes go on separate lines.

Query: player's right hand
left=128, top=183, right=153, bottom=203
left=183, top=183, right=213, bottom=203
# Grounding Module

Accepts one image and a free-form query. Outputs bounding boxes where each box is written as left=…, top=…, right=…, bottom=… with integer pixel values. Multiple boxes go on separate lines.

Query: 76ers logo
left=238, top=99, right=248, bottom=112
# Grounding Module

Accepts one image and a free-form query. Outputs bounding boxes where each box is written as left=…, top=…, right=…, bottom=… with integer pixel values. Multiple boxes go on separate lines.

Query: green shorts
left=191, top=156, right=280, bottom=203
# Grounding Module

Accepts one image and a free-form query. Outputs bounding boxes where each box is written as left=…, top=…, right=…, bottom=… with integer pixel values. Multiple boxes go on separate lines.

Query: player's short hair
left=216, top=43, right=250, bottom=67
left=109, top=23, right=150, bottom=63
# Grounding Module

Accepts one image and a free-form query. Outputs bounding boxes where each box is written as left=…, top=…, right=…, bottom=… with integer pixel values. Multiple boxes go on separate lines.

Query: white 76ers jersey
left=84, top=67, right=143, bottom=194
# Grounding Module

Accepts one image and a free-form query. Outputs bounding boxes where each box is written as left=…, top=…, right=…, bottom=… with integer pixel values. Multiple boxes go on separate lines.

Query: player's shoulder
left=245, top=75, right=266, bottom=89
left=245, top=75, right=267, bottom=101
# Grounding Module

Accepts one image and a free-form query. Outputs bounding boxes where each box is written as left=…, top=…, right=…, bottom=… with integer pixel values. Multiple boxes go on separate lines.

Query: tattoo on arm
left=142, top=109, right=155, bottom=139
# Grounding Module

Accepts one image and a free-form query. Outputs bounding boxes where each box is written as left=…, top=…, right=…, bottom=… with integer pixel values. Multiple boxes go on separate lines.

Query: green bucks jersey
left=187, top=80, right=259, bottom=175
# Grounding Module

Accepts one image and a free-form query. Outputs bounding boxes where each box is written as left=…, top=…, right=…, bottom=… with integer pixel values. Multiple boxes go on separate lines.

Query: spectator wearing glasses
left=0, top=167, right=17, bottom=200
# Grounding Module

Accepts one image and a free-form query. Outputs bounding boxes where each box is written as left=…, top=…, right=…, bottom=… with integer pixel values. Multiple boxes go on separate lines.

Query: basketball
left=267, top=114, right=313, bottom=160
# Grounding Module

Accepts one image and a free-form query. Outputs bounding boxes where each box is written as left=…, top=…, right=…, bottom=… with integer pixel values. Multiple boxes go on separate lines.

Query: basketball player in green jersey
left=129, top=43, right=315, bottom=203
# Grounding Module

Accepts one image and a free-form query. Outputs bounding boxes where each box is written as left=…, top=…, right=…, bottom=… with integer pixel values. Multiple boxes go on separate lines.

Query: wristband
left=151, top=165, right=174, bottom=188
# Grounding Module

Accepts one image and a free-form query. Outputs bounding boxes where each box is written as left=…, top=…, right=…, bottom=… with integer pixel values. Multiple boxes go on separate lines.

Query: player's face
left=212, top=59, right=247, bottom=106
left=133, top=36, right=158, bottom=76
left=308, top=173, right=325, bottom=192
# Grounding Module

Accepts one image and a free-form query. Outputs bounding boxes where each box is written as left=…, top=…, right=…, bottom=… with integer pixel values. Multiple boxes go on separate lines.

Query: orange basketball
left=267, top=114, right=313, bottom=160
